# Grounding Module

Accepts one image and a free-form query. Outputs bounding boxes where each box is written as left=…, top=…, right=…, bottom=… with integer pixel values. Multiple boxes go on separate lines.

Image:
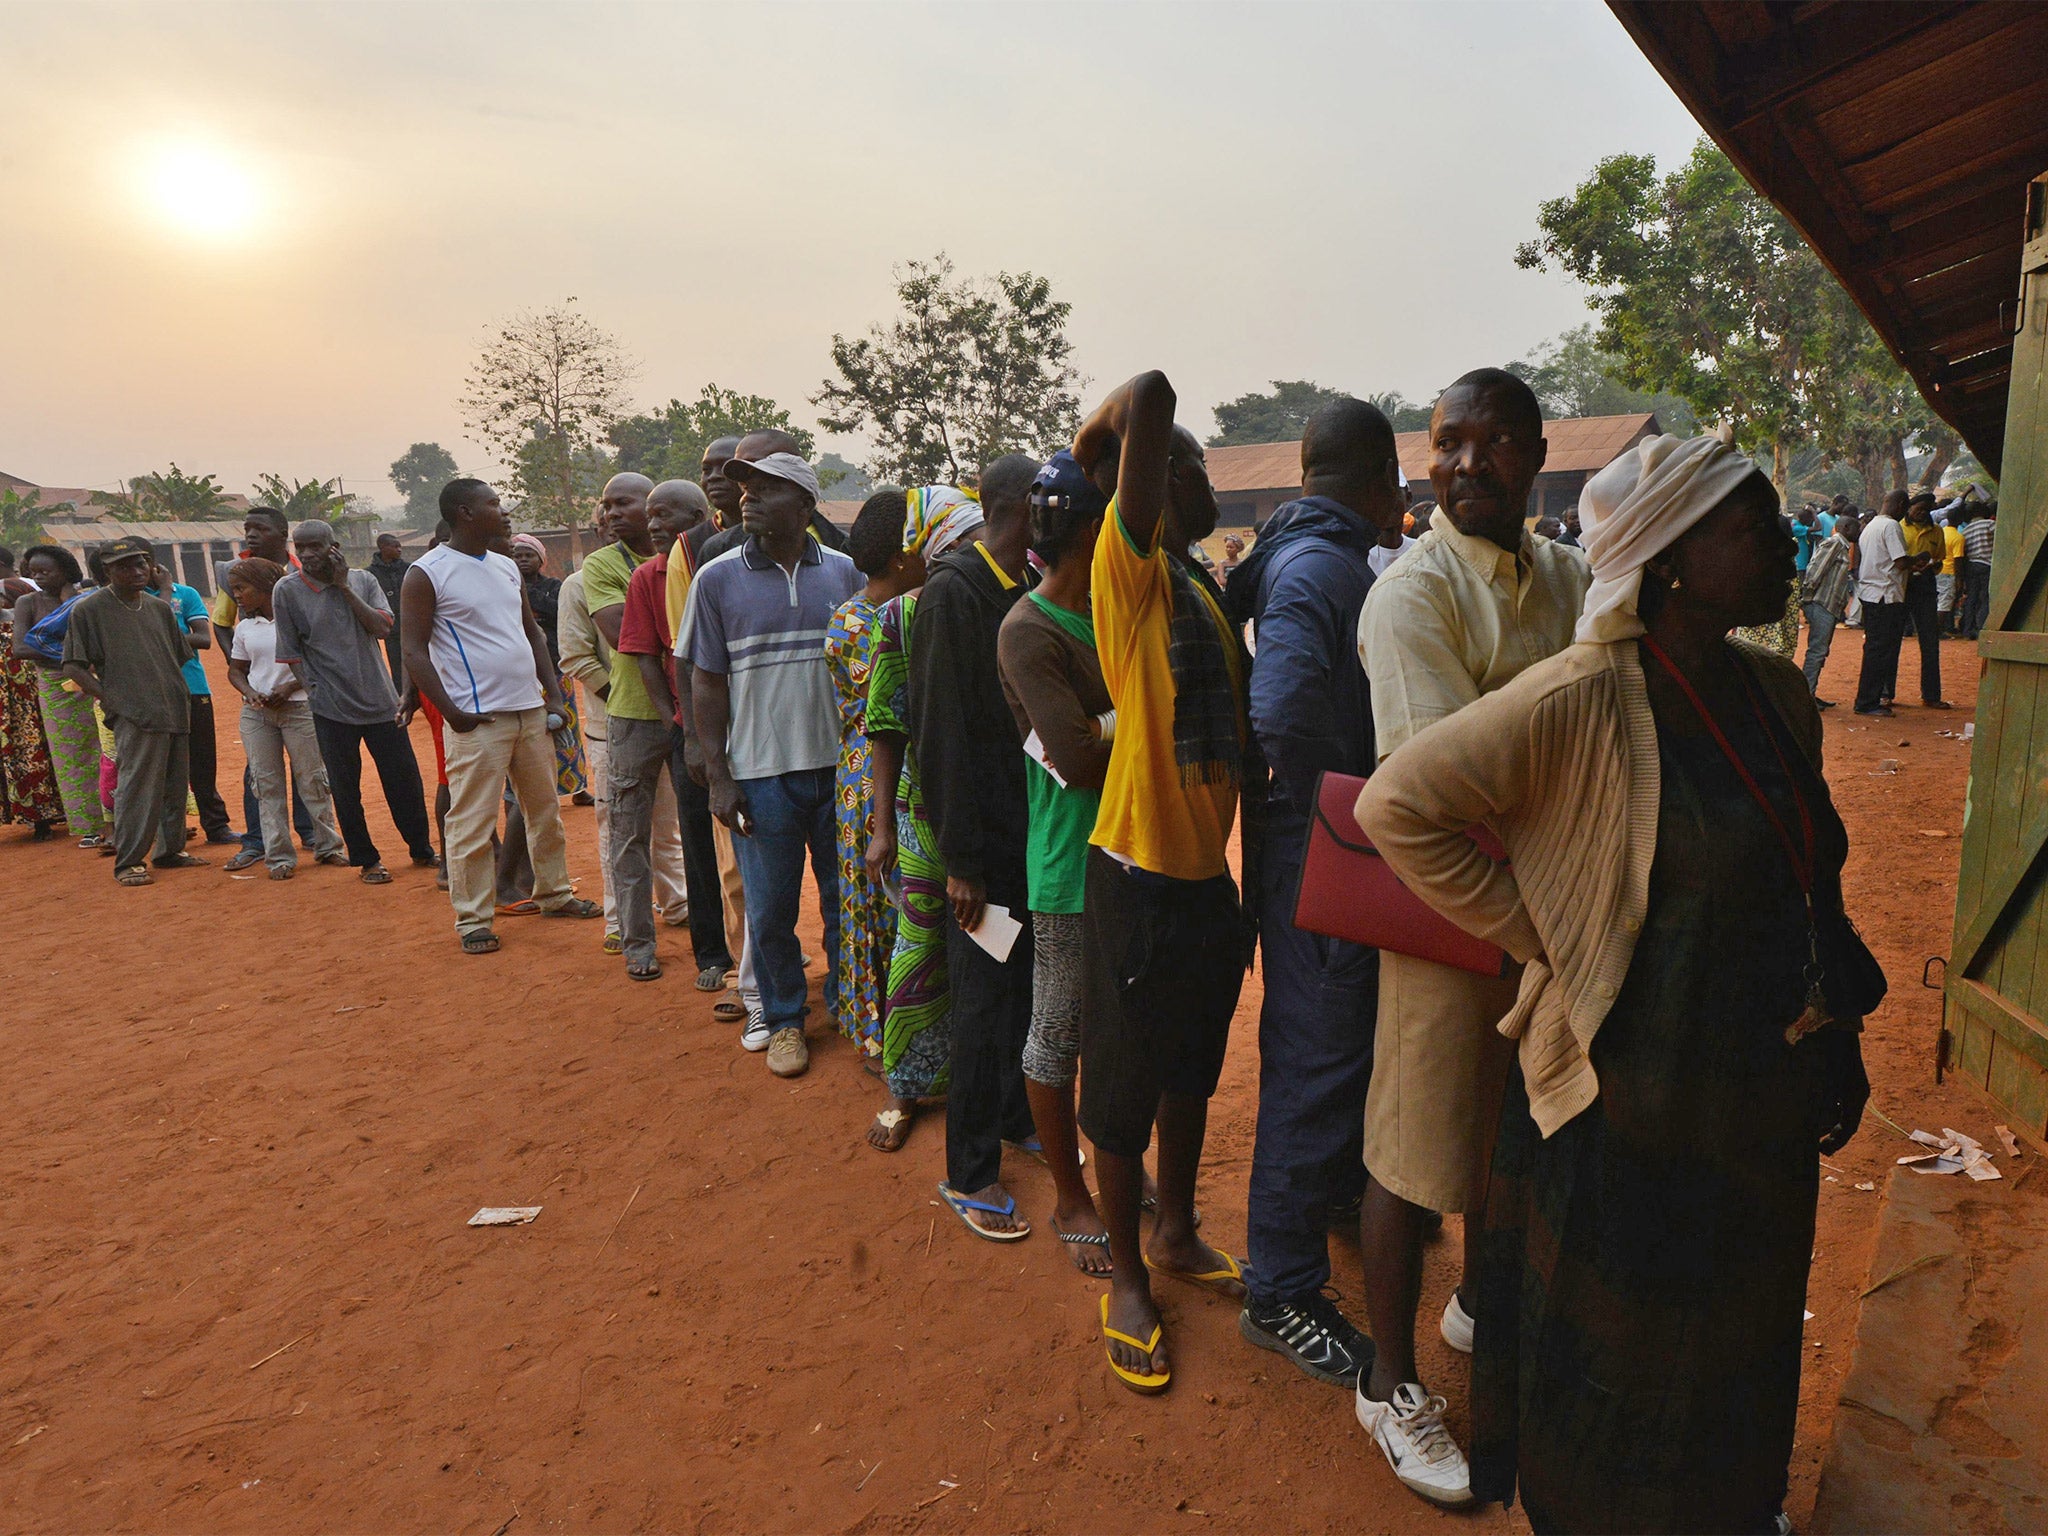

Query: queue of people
left=0, top=373, right=1890, bottom=1533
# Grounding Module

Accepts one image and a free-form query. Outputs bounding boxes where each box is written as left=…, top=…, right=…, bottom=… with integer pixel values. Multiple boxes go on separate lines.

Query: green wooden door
left=1945, top=173, right=2048, bottom=1135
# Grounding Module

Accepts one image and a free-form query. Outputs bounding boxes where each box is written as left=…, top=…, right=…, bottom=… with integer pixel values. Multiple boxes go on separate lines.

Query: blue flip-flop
left=1006, top=1136, right=1085, bottom=1169
left=937, top=1182, right=1032, bottom=1243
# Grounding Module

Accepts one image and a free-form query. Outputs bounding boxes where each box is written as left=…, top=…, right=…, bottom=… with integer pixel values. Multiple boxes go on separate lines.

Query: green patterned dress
left=866, top=592, right=951, bottom=1100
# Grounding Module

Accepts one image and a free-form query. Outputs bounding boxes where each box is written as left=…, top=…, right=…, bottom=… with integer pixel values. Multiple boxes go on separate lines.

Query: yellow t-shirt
left=1902, top=520, right=1944, bottom=566
left=1089, top=499, right=1241, bottom=882
left=1942, top=524, right=1964, bottom=577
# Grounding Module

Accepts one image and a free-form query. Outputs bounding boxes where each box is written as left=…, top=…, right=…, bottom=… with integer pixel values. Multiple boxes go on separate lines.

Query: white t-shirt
left=1367, top=536, right=1415, bottom=577
left=412, top=544, right=544, bottom=715
left=1855, top=514, right=1909, bottom=605
left=230, top=615, right=307, bottom=701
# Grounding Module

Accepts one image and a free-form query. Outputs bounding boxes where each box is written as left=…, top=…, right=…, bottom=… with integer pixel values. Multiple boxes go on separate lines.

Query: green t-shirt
left=582, top=542, right=658, bottom=721
left=1021, top=593, right=1102, bottom=915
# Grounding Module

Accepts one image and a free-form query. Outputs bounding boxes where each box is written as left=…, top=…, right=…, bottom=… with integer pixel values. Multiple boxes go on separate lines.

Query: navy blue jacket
left=1225, top=496, right=1378, bottom=843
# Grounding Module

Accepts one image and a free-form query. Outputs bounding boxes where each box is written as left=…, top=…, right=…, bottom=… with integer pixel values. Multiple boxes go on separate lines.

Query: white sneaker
left=1356, top=1381, right=1473, bottom=1507
left=740, top=1012, right=771, bottom=1052
left=1440, top=1291, right=1474, bottom=1354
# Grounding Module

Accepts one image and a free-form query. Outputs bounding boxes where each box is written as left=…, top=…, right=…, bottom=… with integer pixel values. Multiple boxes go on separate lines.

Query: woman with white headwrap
left=1355, top=435, right=1878, bottom=1532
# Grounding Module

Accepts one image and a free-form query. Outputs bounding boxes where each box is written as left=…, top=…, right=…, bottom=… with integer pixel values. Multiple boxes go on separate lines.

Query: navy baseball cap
left=1029, top=451, right=1107, bottom=520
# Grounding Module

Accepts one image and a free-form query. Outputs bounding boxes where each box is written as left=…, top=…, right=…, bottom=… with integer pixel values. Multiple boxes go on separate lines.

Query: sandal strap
left=1051, top=1224, right=1110, bottom=1248
left=941, top=1185, right=1016, bottom=1218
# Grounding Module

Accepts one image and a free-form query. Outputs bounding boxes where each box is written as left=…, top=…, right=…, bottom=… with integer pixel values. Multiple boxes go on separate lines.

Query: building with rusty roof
left=1203, top=411, right=1665, bottom=529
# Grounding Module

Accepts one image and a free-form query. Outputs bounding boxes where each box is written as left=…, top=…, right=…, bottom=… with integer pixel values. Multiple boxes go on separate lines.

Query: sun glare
left=139, top=141, right=260, bottom=240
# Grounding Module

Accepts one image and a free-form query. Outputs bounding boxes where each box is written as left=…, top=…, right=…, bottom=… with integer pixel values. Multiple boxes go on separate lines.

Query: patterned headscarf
left=902, top=485, right=983, bottom=565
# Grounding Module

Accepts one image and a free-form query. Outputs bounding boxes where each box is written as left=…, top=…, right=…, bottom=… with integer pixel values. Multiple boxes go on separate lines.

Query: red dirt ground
left=0, top=627, right=2000, bottom=1533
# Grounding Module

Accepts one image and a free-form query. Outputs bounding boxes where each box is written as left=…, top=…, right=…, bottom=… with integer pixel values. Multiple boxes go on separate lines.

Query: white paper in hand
left=1022, top=730, right=1068, bottom=788
left=967, top=902, right=1023, bottom=964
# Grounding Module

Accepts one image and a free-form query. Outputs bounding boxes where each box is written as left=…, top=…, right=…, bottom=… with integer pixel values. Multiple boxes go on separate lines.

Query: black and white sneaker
left=1239, top=1292, right=1375, bottom=1387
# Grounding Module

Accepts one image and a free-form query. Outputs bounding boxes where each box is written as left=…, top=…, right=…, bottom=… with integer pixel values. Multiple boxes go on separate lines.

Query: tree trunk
left=1772, top=438, right=1791, bottom=503
left=1917, top=441, right=1956, bottom=492
left=1887, top=433, right=1911, bottom=497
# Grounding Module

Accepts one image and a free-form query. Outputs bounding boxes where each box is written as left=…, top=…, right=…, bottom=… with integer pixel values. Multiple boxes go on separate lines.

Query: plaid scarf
left=1172, top=555, right=1267, bottom=952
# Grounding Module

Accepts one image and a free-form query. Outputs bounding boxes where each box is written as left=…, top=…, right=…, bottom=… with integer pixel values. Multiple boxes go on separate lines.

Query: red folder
left=1291, top=770, right=1512, bottom=977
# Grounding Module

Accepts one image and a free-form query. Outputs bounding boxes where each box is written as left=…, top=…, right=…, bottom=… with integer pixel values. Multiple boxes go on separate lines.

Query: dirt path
left=0, top=628, right=1996, bottom=1532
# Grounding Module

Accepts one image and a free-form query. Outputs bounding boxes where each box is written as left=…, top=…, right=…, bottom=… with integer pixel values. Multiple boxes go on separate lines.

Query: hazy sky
left=2, top=1, right=1704, bottom=506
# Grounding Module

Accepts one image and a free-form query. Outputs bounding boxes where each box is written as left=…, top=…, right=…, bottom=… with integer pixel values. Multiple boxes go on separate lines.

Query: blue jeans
left=1800, top=601, right=1839, bottom=695
left=1246, top=828, right=1379, bottom=1305
left=730, top=767, right=839, bottom=1034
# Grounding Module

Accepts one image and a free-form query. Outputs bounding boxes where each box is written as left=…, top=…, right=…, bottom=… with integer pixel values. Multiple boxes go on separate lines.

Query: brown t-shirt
left=62, top=587, right=193, bottom=732
left=997, top=591, right=1112, bottom=791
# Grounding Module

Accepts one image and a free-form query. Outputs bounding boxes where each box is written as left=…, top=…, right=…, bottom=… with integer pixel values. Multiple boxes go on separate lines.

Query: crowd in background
left=1, top=373, right=1907, bottom=1533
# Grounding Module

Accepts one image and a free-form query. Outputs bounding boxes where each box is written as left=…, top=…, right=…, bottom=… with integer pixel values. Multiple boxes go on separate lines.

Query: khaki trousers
left=710, top=813, right=759, bottom=1008
left=1364, top=950, right=1522, bottom=1213
left=444, top=707, right=572, bottom=936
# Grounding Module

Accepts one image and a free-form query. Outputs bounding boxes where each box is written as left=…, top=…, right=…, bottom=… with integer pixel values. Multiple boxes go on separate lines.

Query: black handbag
left=1815, top=907, right=1887, bottom=1021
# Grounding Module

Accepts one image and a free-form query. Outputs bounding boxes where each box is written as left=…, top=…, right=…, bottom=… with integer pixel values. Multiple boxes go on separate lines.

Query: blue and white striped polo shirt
left=685, top=534, right=862, bottom=781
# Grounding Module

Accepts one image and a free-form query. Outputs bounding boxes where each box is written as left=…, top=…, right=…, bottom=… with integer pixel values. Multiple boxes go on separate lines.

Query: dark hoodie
left=1225, top=496, right=1378, bottom=840
left=907, top=542, right=1031, bottom=902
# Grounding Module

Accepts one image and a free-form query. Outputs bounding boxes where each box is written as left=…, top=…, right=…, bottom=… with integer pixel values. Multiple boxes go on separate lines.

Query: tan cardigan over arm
left=1356, top=638, right=1823, bottom=1138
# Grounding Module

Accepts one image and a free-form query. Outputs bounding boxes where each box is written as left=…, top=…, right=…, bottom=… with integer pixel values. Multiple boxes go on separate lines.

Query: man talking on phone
left=688, top=451, right=862, bottom=1078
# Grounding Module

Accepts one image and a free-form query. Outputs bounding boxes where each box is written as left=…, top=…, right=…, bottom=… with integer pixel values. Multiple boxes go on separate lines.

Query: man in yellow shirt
left=1074, top=370, right=1256, bottom=1398
left=1899, top=492, right=1951, bottom=708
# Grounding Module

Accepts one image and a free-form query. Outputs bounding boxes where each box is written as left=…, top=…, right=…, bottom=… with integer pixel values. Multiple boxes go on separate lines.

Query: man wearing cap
left=695, top=431, right=851, bottom=564
left=907, top=451, right=1043, bottom=1239
left=272, top=519, right=438, bottom=883
left=1224, top=398, right=1394, bottom=1390
left=59, top=535, right=207, bottom=884
left=688, top=451, right=862, bottom=1077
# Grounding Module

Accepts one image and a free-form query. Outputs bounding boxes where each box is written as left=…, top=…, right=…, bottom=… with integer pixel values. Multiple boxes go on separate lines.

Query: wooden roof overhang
left=1607, top=1, right=2048, bottom=476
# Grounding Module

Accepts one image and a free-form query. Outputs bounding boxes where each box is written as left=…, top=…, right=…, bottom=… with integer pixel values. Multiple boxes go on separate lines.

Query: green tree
left=1362, top=391, right=1438, bottom=434
left=1507, top=326, right=1699, bottom=433
left=249, top=473, right=346, bottom=521
left=608, top=384, right=817, bottom=485
left=388, top=442, right=462, bottom=530
left=1209, top=381, right=1348, bottom=445
left=814, top=254, right=1081, bottom=485
left=1516, top=140, right=1845, bottom=495
left=0, top=487, right=68, bottom=549
left=461, top=300, right=633, bottom=526
left=510, top=436, right=613, bottom=527
left=94, top=465, right=231, bottom=521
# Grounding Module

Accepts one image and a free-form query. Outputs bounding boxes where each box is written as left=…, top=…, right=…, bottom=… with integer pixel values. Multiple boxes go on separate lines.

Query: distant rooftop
left=1205, top=412, right=1664, bottom=494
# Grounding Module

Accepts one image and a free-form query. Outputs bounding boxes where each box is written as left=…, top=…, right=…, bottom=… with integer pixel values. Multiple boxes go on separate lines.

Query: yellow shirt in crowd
left=1942, top=524, right=1964, bottom=576
left=1089, top=499, right=1241, bottom=882
left=1902, top=519, right=1945, bottom=567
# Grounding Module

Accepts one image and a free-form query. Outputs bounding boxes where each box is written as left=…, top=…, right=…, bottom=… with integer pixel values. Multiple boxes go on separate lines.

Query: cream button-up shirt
left=1358, top=505, right=1593, bottom=762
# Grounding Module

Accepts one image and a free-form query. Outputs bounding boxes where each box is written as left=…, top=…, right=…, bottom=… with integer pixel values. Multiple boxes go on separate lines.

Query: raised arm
left=1074, top=370, right=1177, bottom=553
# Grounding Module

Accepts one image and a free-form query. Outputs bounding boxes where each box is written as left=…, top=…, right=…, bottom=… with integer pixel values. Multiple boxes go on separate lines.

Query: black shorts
left=1078, top=847, right=1249, bottom=1157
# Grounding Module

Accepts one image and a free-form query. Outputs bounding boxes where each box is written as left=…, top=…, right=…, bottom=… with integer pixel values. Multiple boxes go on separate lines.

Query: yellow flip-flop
left=1144, top=1247, right=1246, bottom=1299
left=1101, top=1294, right=1170, bottom=1395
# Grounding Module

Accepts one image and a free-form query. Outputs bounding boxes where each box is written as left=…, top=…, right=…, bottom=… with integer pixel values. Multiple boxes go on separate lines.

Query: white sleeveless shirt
left=412, top=544, right=543, bottom=714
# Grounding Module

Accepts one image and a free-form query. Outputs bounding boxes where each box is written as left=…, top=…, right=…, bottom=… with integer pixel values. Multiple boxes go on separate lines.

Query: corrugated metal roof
left=1208, top=412, right=1661, bottom=495
left=1608, top=1, right=2045, bottom=474
left=53, top=520, right=250, bottom=544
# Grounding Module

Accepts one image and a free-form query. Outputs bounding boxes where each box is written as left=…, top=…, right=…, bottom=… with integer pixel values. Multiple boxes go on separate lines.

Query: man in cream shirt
left=1350, top=369, right=1592, bottom=1508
